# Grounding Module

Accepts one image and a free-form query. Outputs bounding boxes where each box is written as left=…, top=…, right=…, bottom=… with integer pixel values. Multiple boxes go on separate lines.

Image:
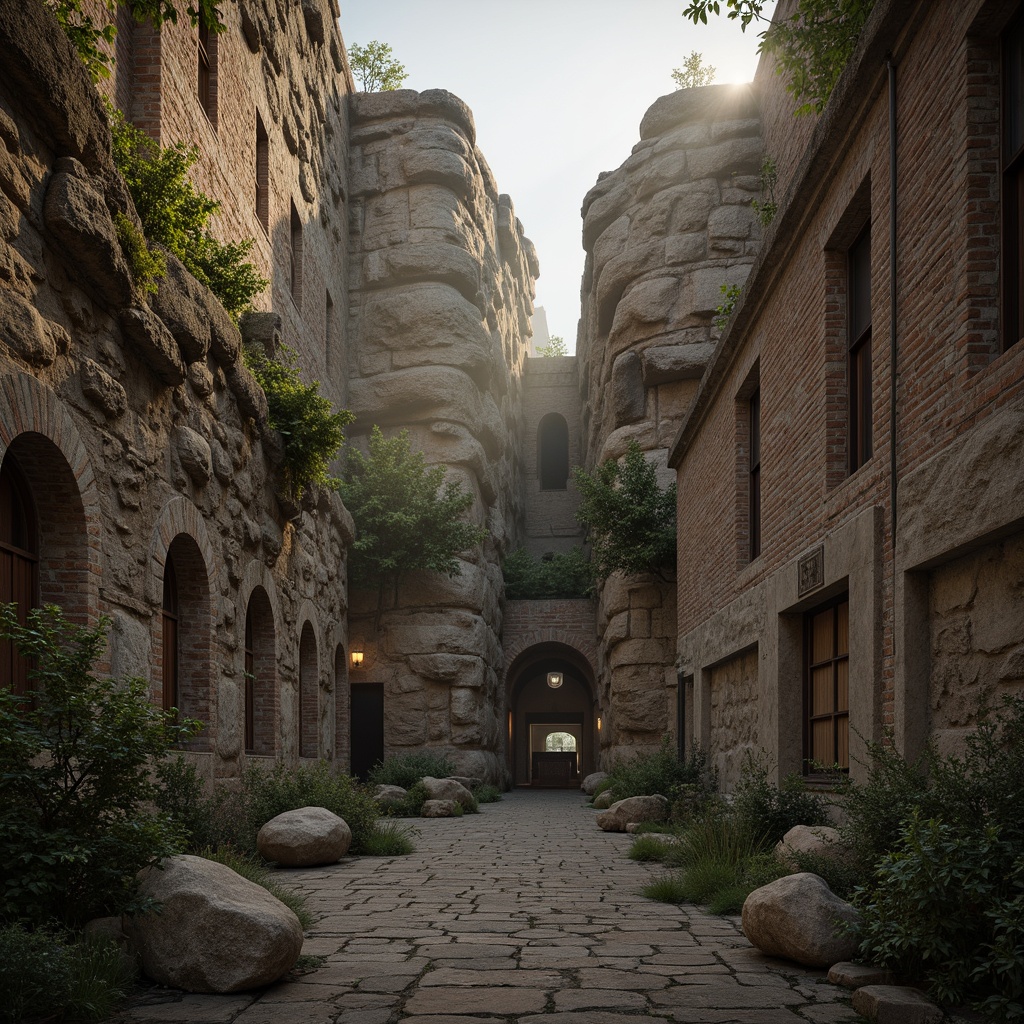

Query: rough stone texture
left=709, top=647, right=759, bottom=788
left=346, top=89, right=537, bottom=785
left=256, top=806, right=352, bottom=867
left=575, top=89, right=761, bottom=766
left=421, top=798, right=459, bottom=817
left=592, top=789, right=614, bottom=809
left=596, top=794, right=669, bottom=832
left=129, top=855, right=303, bottom=993
left=827, top=962, right=894, bottom=989
left=373, top=784, right=409, bottom=807
left=581, top=771, right=609, bottom=795
left=422, top=776, right=475, bottom=810
left=851, top=986, right=943, bottom=1024
left=775, top=825, right=847, bottom=870
left=741, top=873, right=860, bottom=968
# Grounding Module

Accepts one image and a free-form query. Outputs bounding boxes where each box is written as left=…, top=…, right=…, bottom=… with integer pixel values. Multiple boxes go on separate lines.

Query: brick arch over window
left=239, top=564, right=282, bottom=758
left=537, top=413, right=570, bottom=490
left=298, top=619, right=319, bottom=759
left=0, top=374, right=101, bottom=629
left=148, top=499, right=216, bottom=750
left=503, top=630, right=598, bottom=695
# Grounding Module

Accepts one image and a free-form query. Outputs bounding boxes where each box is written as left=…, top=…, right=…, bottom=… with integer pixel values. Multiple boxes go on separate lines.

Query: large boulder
left=775, top=824, right=848, bottom=871
left=373, top=784, right=408, bottom=809
left=581, top=771, right=609, bottom=795
left=596, top=795, right=669, bottom=832
left=421, top=799, right=459, bottom=817
left=256, top=806, right=352, bottom=867
left=741, top=872, right=860, bottom=968
left=129, top=855, right=303, bottom=993
left=422, top=776, right=475, bottom=809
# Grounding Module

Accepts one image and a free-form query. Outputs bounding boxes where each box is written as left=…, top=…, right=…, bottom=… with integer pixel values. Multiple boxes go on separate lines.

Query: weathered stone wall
left=575, top=85, right=762, bottom=762
left=708, top=647, right=759, bottom=790
left=0, top=3, right=353, bottom=781
left=344, top=90, right=538, bottom=784
left=928, top=531, right=1024, bottom=755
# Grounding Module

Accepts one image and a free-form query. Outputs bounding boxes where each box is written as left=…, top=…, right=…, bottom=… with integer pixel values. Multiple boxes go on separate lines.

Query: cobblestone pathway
left=122, top=789, right=862, bottom=1024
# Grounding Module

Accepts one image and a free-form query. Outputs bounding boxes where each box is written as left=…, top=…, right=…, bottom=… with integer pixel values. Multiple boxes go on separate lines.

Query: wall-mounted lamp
left=351, top=650, right=364, bottom=668
left=546, top=671, right=563, bottom=689
left=597, top=716, right=602, bottom=731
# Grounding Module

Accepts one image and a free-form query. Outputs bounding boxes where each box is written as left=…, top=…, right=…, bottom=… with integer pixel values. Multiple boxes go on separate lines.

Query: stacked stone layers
left=575, top=86, right=762, bottom=758
left=346, top=90, right=538, bottom=784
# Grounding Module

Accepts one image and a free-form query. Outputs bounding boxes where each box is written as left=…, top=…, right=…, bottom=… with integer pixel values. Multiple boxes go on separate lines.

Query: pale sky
left=337, top=1, right=775, bottom=351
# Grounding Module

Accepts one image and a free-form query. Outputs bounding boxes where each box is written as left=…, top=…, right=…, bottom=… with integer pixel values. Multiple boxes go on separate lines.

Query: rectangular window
left=290, top=201, right=303, bottom=305
left=848, top=228, right=872, bottom=472
left=255, top=113, right=269, bottom=234
left=1004, top=10, right=1024, bottom=350
left=749, top=387, right=761, bottom=560
left=804, top=597, right=849, bottom=773
left=197, top=23, right=217, bottom=127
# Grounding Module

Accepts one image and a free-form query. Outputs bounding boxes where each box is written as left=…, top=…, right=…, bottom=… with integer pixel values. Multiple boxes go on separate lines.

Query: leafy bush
left=368, top=751, right=457, bottom=790
left=109, top=109, right=267, bottom=320
left=502, top=547, right=592, bottom=599
left=573, top=440, right=676, bottom=579
left=0, top=605, right=196, bottom=926
left=473, top=784, right=502, bottom=804
left=0, top=924, right=134, bottom=1023
left=606, top=739, right=716, bottom=805
left=114, top=212, right=165, bottom=294
left=732, top=753, right=831, bottom=845
left=244, top=344, right=353, bottom=499
left=199, top=847, right=314, bottom=929
left=629, top=835, right=674, bottom=862
left=360, top=821, right=418, bottom=856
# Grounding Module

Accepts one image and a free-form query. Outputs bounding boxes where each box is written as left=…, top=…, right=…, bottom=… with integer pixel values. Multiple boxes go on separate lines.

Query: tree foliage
left=683, top=0, right=877, bottom=114
left=502, top=547, right=592, bottom=599
left=672, top=50, right=717, bottom=89
left=340, top=427, right=488, bottom=601
left=48, top=0, right=224, bottom=82
left=244, top=344, right=353, bottom=500
left=348, top=40, right=408, bottom=92
left=536, top=335, right=568, bottom=357
left=109, top=109, right=267, bottom=320
left=573, top=440, right=676, bottom=580
left=0, top=605, right=197, bottom=927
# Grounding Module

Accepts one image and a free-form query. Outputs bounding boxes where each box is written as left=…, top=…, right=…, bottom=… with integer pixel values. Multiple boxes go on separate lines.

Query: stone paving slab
left=114, top=789, right=867, bottom=1024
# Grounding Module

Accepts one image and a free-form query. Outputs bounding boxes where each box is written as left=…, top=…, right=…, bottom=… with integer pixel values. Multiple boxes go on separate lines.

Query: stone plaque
left=798, top=546, right=825, bottom=596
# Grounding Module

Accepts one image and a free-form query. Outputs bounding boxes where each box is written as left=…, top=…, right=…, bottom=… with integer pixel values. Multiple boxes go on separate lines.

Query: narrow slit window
left=255, top=112, right=269, bottom=233
left=197, top=23, right=217, bottom=127
left=848, top=228, right=872, bottom=473
left=749, top=387, right=761, bottom=560
left=538, top=414, right=569, bottom=490
left=290, top=201, right=303, bottom=306
left=804, top=597, right=850, bottom=773
left=1004, top=10, right=1024, bottom=350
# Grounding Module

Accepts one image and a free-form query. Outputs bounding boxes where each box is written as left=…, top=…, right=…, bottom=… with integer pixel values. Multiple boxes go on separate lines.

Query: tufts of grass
left=641, top=874, right=690, bottom=904
left=199, top=847, right=315, bottom=930
left=361, top=821, right=418, bottom=856
left=629, top=835, right=674, bottom=863
left=473, top=784, right=502, bottom=804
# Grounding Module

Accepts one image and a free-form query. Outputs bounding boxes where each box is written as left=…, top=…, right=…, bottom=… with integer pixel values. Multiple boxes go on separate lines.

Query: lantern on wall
left=546, top=671, right=563, bottom=688
left=351, top=650, right=364, bottom=668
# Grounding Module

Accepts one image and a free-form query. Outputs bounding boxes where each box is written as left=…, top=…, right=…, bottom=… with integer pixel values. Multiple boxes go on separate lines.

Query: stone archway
left=506, top=642, right=598, bottom=787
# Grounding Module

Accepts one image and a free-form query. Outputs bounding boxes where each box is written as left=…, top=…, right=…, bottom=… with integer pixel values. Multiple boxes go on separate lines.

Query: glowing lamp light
left=546, top=671, right=563, bottom=689
left=597, top=716, right=603, bottom=731
left=351, top=650, right=364, bottom=668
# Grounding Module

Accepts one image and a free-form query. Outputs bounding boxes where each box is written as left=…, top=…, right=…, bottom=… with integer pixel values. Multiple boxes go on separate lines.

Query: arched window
left=161, top=557, right=179, bottom=713
left=538, top=413, right=570, bottom=490
left=0, top=455, right=37, bottom=696
left=244, top=587, right=276, bottom=755
left=545, top=731, right=577, bottom=752
left=299, top=622, right=318, bottom=759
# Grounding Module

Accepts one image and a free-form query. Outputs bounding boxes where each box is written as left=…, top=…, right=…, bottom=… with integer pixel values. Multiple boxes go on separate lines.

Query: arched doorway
left=506, top=642, right=597, bottom=787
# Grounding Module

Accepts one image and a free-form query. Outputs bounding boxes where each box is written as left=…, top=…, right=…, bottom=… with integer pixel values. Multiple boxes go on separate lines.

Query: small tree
left=573, top=441, right=676, bottom=580
left=672, top=50, right=716, bottom=89
left=536, top=335, right=568, bottom=357
left=0, top=605, right=197, bottom=926
left=340, top=427, right=488, bottom=617
left=348, top=40, right=408, bottom=92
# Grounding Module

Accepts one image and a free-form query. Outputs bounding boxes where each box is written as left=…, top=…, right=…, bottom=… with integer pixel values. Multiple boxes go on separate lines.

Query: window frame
left=848, top=227, right=872, bottom=473
left=1003, top=8, right=1024, bottom=351
left=803, top=594, right=850, bottom=776
left=749, top=387, right=761, bottom=560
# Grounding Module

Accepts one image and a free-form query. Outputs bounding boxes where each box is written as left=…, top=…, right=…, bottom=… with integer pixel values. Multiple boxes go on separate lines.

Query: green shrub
left=473, top=784, right=502, bottom=804
left=606, top=738, right=716, bottom=804
left=109, top=108, right=267, bottom=321
left=114, top=212, right=165, bottom=293
left=0, top=924, right=135, bottom=1023
left=502, top=547, right=593, bottom=599
left=629, top=835, right=673, bottom=862
left=791, top=848, right=862, bottom=901
left=361, top=821, right=418, bottom=856
left=0, top=605, right=196, bottom=926
left=641, top=874, right=689, bottom=904
left=244, top=344, right=353, bottom=500
left=199, top=847, right=314, bottom=930
left=732, top=753, right=831, bottom=846
left=367, top=751, right=457, bottom=790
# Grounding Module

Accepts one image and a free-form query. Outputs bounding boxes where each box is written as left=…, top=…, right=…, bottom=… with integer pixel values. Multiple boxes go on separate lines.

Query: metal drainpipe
left=888, top=57, right=899, bottom=537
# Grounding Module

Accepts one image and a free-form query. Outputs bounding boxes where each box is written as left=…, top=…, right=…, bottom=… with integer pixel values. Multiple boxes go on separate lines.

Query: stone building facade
left=669, top=0, right=1024, bottom=786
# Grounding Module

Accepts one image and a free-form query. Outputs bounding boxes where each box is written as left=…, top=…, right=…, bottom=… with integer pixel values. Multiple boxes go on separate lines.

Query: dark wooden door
left=350, top=683, right=384, bottom=780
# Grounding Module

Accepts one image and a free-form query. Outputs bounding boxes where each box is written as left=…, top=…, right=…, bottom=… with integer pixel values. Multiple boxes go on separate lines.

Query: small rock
left=176, top=426, right=213, bottom=485
left=447, top=775, right=481, bottom=791
left=851, top=985, right=943, bottom=1024
left=422, top=776, right=475, bottom=809
left=592, top=790, right=614, bottom=809
left=373, top=784, right=408, bottom=807
left=256, top=806, right=352, bottom=867
left=81, top=359, right=127, bottom=418
left=828, top=962, right=895, bottom=989
left=775, top=824, right=848, bottom=870
left=581, top=771, right=608, bottom=795
left=421, top=799, right=458, bottom=817
left=596, top=795, right=668, bottom=832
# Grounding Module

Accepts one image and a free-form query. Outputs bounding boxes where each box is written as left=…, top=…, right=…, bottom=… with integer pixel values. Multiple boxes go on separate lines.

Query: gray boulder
left=592, top=789, right=614, bottom=809
left=581, top=771, right=609, bottom=795
left=421, top=799, right=459, bottom=817
left=741, top=872, right=860, bottom=968
left=775, top=824, right=848, bottom=871
left=256, top=806, right=352, bottom=867
left=596, top=795, right=669, bottom=832
left=422, top=776, right=475, bottom=809
left=373, top=784, right=409, bottom=808
left=447, top=775, right=482, bottom=791
left=129, top=855, right=303, bottom=993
